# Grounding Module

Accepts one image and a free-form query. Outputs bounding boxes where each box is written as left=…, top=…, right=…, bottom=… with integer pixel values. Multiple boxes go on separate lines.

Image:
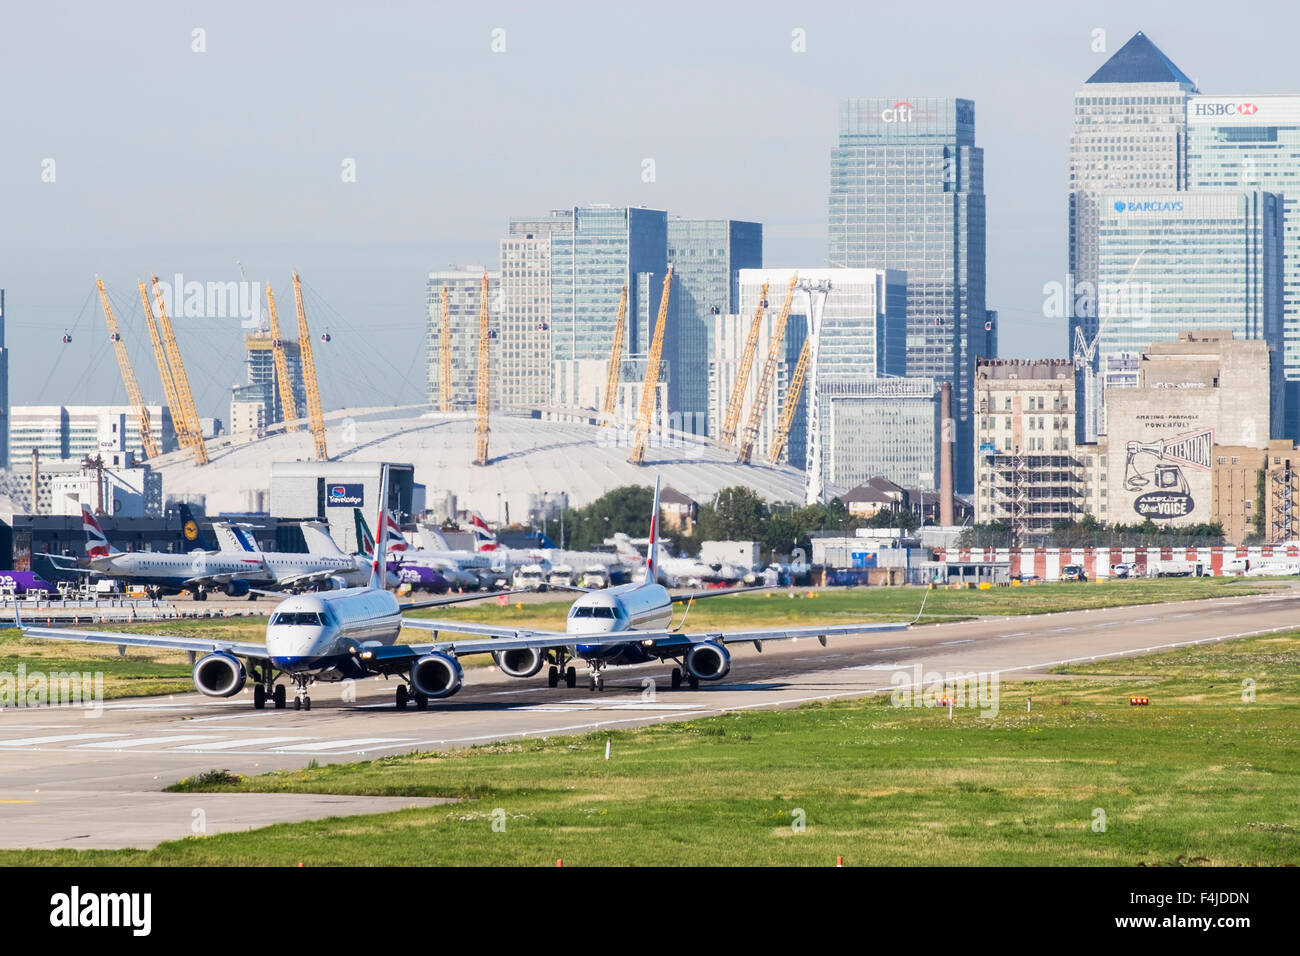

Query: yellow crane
left=138, top=281, right=189, bottom=453
left=719, top=281, right=768, bottom=446
left=768, top=337, right=811, bottom=464
left=474, top=271, right=491, bottom=466
left=292, top=272, right=329, bottom=461
left=600, top=284, right=628, bottom=425
left=736, top=274, right=797, bottom=465
left=151, top=276, right=209, bottom=465
left=439, top=285, right=453, bottom=412
left=95, top=278, right=159, bottom=460
left=628, top=267, right=674, bottom=466
left=264, top=282, right=300, bottom=431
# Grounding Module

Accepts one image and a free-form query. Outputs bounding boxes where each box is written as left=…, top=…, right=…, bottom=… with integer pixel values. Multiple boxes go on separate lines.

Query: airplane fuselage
left=566, top=581, right=674, bottom=663
left=266, top=587, right=403, bottom=679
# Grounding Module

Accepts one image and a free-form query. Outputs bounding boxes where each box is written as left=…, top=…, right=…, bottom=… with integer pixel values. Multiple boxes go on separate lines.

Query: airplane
left=209, top=517, right=380, bottom=591
left=399, top=477, right=913, bottom=691
left=458, top=512, right=629, bottom=576
left=355, top=509, right=490, bottom=591
left=611, top=534, right=746, bottom=588
left=14, top=469, right=913, bottom=711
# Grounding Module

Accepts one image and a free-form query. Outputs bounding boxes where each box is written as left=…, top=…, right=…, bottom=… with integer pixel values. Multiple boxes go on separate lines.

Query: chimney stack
left=939, top=383, right=955, bottom=526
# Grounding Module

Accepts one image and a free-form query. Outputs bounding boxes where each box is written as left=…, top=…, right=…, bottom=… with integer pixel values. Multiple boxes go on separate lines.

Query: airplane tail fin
left=82, top=505, right=120, bottom=559
left=382, top=512, right=409, bottom=553
left=645, top=477, right=661, bottom=585
left=301, top=521, right=345, bottom=556
left=369, top=464, right=390, bottom=590
left=353, top=508, right=375, bottom=557
left=470, top=513, right=498, bottom=552
left=421, top=525, right=453, bottom=551
left=177, top=503, right=215, bottom=550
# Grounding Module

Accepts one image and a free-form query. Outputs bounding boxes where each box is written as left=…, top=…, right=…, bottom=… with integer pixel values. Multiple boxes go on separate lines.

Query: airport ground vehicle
left=1061, top=564, right=1087, bottom=582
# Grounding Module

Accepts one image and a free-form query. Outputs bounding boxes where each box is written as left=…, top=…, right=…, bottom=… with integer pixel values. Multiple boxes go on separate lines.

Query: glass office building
left=666, top=219, right=762, bottom=435
left=823, top=378, right=939, bottom=491
left=426, top=266, right=499, bottom=410
left=828, top=97, right=986, bottom=491
left=1188, top=95, right=1300, bottom=439
left=549, top=206, right=668, bottom=411
left=1067, top=31, right=1197, bottom=441
left=1095, top=190, right=1285, bottom=437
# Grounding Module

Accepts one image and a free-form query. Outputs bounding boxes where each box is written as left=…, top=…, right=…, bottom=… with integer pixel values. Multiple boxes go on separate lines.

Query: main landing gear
left=670, top=667, right=699, bottom=691
left=251, top=667, right=288, bottom=710
left=394, top=683, right=429, bottom=711
left=547, top=665, right=577, bottom=689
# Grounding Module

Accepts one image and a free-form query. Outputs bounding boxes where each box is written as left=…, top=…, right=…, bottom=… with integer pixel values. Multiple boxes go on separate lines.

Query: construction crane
left=95, top=278, right=159, bottom=460
left=292, top=272, right=329, bottom=461
left=736, top=275, right=797, bottom=464
left=151, top=276, right=209, bottom=465
left=768, top=338, right=811, bottom=464
left=474, top=271, right=491, bottom=466
left=439, top=285, right=453, bottom=412
left=137, top=281, right=189, bottom=453
left=264, top=282, right=300, bottom=431
left=628, top=267, right=674, bottom=466
left=719, top=281, right=768, bottom=446
left=600, top=284, right=628, bottom=425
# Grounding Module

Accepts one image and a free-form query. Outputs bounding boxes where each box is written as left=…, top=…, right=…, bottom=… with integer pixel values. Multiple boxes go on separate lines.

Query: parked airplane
left=210, top=518, right=379, bottom=591
left=612, top=534, right=745, bottom=588
left=16, top=471, right=912, bottom=711
left=354, top=509, right=490, bottom=591
left=0, top=570, right=56, bottom=597
left=460, top=512, right=629, bottom=575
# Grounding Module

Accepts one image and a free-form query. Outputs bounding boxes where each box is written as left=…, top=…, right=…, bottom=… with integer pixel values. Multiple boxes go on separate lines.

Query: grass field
left=0, top=578, right=1278, bottom=699
left=4, top=630, right=1296, bottom=866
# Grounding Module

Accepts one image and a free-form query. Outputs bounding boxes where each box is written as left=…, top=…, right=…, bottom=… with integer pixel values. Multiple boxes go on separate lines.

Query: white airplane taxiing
left=16, top=471, right=913, bottom=710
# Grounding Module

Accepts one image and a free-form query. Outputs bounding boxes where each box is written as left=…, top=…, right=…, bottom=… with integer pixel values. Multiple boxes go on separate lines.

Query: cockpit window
left=271, top=611, right=323, bottom=626
left=571, top=605, right=615, bottom=619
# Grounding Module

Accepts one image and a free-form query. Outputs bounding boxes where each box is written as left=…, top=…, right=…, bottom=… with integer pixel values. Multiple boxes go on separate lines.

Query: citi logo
left=1193, top=101, right=1258, bottom=117
left=50, top=886, right=151, bottom=936
left=880, top=101, right=914, bottom=123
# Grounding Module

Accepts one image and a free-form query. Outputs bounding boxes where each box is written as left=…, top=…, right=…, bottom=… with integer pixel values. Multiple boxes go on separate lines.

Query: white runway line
left=76, top=734, right=227, bottom=749
left=938, top=639, right=973, bottom=646
left=173, top=736, right=311, bottom=751
left=274, top=737, right=414, bottom=753
left=0, top=732, right=127, bottom=746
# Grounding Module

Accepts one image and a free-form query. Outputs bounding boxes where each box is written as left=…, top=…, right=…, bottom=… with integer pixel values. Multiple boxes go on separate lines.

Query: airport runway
left=2, top=584, right=1296, bottom=849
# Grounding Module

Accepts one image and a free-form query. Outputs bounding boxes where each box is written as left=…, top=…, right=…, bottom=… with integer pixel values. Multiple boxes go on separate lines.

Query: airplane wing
left=619, top=620, right=911, bottom=648
left=669, top=584, right=767, bottom=603
left=400, top=589, right=535, bottom=611
left=15, top=622, right=268, bottom=660
left=400, top=618, right=570, bottom=640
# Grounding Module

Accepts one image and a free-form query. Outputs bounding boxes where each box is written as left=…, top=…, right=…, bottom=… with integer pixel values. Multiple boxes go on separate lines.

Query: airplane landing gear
left=291, top=676, right=312, bottom=711
left=273, top=684, right=286, bottom=709
left=671, top=667, right=682, bottom=690
left=565, top=666, right=577, bottom=689
left=548, top=666, right=559, bottom=688
left=254, top=684, right=266, bottom=709
left=588, top=668, right=604, bottom=692
left=670, top=666, right=697, bottom=690
left=396, top=684, right=409, bottom=710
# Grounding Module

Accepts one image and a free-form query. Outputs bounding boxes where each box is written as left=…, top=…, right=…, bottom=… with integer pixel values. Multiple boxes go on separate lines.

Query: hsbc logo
left=1193, top=101, right=1258, bottom=117
left=880, top=101, right=914, bottom=123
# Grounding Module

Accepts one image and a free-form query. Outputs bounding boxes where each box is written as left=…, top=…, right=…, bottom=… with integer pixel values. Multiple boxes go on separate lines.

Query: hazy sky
left=4, top=0, right=1298, bottom=420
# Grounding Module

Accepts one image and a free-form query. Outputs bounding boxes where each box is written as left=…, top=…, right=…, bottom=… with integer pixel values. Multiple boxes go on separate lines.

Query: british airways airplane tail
left=82, top=506, right=120, bottom=560
left=368, top=464, right=391, bottom=590
left=470, top=513, right=498, bottom=552
left=644, top=477, right=662, bottom=586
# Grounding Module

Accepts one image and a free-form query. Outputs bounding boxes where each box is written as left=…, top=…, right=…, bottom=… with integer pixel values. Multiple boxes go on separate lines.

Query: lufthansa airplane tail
left=82, top=505, right=120, bottom=560
left=177, top=503, right=217, bottom=551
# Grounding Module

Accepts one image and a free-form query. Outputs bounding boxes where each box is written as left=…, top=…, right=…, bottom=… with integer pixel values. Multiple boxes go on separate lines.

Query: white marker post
left=605, top=738, right=611, bottom=761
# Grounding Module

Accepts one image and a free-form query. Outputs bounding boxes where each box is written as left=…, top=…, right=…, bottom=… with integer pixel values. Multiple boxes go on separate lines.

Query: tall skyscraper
left=498, top=213, right=573, bottom=410
left=426, top=266, right=499, bottom=410
left=666, top=219, right=762, bottom=435
left=829, top=96, right=986, bottom=491
left=1067, top=31, right=1198, bottom=441
left=548, top=206, right=668, bottom=412
left=1093, top=190, right=1285, bottom=438
left=242, top=332, right=305, bottom=426
left=1187, top=94, right=1300, bottom=439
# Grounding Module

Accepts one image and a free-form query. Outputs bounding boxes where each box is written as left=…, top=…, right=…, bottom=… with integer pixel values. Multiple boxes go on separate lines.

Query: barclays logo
left=1114, top=200, right=1182, bottom=213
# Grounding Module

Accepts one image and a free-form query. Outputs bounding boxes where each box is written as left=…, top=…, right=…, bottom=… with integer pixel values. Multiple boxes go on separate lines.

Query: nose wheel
left=588, top=669, right=605, bottom=692
left=291, top=676, right=312, bottom=711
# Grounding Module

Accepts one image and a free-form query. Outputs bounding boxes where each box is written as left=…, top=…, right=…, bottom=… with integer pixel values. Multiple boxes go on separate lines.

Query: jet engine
left=326, top=575, right=351, bottom=591
left=224, top=580, right=251, bottom=598
left=685, top=641, right=731, bottom=682
left=193, top=652, right=246, bottom=697
left=492, top=646, right=545, bottom=678
left=411, top=652, right=464, bottom=699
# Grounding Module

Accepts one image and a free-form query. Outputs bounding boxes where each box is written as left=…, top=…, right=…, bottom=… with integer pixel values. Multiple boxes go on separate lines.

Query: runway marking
left=938, top=639, right=973, bottom=646
left=876, top=645, right=916, bottom=651
left=851, top=664, right=907, bottom=671
left=1003, top=632, right=1027, bottom=638
left=183, top=713, right=296, bottom=723
left=489, top=687, right=548, bottom=696
left=173, top=736, right=311, bottom=751
left=273, top=737, right=414, bottom=753
left=76, top=734, right=226, bottom=749
left=0, top=732, right=127, bottom=746
left=607, top=702, right=701, bottom=711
